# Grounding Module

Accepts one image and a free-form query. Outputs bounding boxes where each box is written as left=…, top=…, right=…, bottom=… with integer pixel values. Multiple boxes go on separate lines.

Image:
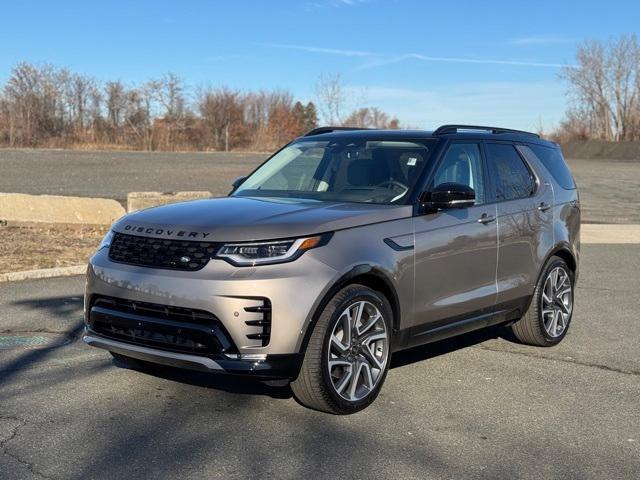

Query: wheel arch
left=297, top=264, right=401, bottom=358
left=519, top=244, right=577, bottom=317
left=546, top=244, right=577, bottom=276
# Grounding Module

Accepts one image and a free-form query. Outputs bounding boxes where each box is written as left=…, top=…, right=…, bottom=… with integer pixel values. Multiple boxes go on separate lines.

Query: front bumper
left=83, top=332, right=302, bottom=378
left=84, top=247, right=338, bottom=375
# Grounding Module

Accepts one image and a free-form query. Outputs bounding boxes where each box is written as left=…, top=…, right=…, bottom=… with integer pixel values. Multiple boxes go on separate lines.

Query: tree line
left=0, top=65, right=400, bottom=151
left=3, top=35, right=637, bottom=151
left=558, top=34, right=640, bottom=142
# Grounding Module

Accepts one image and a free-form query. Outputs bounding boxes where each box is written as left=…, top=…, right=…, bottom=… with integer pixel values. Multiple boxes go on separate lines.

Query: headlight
left=216, top=234, right=331, bottom=266
left=98, top=229, right=114, bottom=250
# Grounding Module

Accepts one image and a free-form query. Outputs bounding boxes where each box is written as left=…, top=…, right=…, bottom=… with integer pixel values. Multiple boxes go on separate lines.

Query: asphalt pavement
left=0, top=149, right=267, bottom=201
left=1, top=149, right=639, bottom=223
left=1, top=244, right=639, bottom=479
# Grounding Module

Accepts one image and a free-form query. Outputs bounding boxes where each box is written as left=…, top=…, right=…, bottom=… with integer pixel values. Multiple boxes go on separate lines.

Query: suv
left=84, top=125, right=580, bottom=414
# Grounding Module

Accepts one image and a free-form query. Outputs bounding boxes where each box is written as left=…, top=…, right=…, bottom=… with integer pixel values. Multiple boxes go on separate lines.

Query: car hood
left=112, top=196, right=412, bottom=242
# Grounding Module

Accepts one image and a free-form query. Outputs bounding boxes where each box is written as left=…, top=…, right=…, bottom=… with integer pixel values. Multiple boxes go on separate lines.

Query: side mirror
left=422, top=182, right=475, bottom=209
left=230, top=175, right=247, bottom=193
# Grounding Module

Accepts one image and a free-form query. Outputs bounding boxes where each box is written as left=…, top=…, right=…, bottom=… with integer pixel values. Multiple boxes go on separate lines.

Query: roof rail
left=433, top=124, right=539, bottom=138
left=304, top=126, right=375, bottom=136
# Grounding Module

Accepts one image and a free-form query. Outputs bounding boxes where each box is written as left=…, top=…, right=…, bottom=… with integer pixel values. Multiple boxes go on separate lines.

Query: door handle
left=477, top=213, right=496, bottom=224
left=537, top=202, right=552, bottom=212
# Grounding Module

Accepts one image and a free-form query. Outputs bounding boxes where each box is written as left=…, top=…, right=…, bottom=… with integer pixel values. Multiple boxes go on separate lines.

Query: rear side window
left=526, top=144, right=576, bottom=190
left=486, top=143, right=535, bottom=201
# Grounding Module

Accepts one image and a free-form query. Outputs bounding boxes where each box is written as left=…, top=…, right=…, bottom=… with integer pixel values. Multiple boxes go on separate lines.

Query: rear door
left=412, top=141, right=498, bottom=329
left=484, top=142, right=554, bottom=306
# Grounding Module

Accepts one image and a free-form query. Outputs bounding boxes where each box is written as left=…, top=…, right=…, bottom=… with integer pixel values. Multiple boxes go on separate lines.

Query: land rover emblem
left=179, top=256, right=191, bottom=263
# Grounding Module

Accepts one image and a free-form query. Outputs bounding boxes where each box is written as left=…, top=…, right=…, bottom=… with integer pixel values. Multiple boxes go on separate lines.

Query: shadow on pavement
left=3, top=292, right=517, bottom=399
left=2, top=297, right=598, bottom=480
left=110, top=323, right=517, bottom=402
left=115, top=359, right=294, bottom=399
left=391, top=324, right=515, bottom=370
left=0, top=295, right=85, bottom=386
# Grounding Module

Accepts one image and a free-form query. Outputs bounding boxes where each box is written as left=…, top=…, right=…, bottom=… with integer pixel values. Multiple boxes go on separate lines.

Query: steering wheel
left=376, top=180, right=409, bottom=202
left=377, top=179, right=408, bottom=192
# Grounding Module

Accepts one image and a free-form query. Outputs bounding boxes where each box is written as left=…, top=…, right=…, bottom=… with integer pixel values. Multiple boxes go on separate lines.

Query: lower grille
left=89, top=296, right=236, bottom=355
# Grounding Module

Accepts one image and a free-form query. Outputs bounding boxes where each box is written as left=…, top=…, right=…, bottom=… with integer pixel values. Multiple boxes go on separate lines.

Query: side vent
left=244, top=298, right=272, bottom=347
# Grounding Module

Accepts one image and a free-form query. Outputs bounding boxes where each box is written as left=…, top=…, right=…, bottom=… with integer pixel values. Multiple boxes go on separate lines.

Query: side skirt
left=392, top=297, right=529, bottom=352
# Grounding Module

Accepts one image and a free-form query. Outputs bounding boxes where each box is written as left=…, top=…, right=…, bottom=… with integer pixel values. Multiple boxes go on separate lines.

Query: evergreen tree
left=303, top=102, right=319, bottom=130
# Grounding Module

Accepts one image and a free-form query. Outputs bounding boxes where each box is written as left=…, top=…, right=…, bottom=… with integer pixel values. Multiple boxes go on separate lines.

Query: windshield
left=233, top=138, right=436, bottom=204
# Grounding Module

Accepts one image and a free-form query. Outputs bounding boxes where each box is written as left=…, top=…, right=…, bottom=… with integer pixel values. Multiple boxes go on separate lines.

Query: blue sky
left=1, top=0, right=638, bottom=131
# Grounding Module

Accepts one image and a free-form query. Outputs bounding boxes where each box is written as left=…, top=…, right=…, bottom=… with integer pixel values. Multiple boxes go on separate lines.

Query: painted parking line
left=581, top=224, right=640, bottom=244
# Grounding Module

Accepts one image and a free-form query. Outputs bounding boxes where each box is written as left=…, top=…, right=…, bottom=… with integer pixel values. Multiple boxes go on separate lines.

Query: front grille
left=109, top=232, right=218, bottom=271
left=89, top=296, right=236, bottom=355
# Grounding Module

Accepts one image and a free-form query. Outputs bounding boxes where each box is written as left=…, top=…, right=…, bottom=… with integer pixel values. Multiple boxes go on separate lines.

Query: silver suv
left=84, top=125, right=580, bottom=414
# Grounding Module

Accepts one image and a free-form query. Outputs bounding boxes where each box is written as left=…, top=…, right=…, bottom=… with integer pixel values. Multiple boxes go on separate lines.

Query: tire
left=291, top=284, right=393, bottom=414
left=510, top=256, right=575, bottom=346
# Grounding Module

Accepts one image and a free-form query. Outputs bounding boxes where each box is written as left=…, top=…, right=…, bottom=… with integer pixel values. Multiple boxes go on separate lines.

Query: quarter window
left=525, top=144, right=576, bottom=190
left=486, top=143, right=535, bottom=201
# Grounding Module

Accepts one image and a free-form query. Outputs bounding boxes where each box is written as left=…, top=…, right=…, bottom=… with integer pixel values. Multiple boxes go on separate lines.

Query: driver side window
left=432, top=143, right=485, bottom=205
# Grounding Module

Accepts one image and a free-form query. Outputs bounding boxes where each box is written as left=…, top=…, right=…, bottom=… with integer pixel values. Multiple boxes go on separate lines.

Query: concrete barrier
left=127, top=191, right=213, bottom=212
left=0, top=193, right=125, bottom=226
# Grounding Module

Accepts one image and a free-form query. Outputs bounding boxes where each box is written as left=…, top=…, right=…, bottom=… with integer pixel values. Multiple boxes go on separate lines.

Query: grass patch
left=0, top=225, right=107, bottom=274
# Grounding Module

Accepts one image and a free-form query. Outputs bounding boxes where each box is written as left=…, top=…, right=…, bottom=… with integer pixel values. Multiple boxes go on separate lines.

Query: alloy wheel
left=327, top=300, right=389, bottom=402
left=541, top=266, right=573, bottom=338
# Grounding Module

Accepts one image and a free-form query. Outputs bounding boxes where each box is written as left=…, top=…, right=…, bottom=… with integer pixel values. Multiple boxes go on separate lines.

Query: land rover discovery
left=84, top=125, right=580, bottom=414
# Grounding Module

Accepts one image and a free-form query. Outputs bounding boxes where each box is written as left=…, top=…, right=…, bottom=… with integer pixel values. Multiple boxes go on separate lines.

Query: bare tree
left=561, top=34, right=640, bottom=141
left=63, top=72, right=99, bottom=139
left=158, top=73, right=186, bottom=120
left=150, top=73, right=188, bottom=150
left=243, top=90, right=305, bottom=149
left=0, top=62, right=406, bottom=150
left=1, top=63, right=69, bottom=145
left=105, top=81, right=126, bottom=142
left=342, top=107, right=400, bottom=129
left=314, top=73, right=346, bottom=125
left=198, top=87, right=244, bottom=151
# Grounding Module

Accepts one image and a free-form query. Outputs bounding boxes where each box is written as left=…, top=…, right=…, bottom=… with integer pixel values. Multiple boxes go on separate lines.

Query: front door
left=412, top=142, right=498, bottom=330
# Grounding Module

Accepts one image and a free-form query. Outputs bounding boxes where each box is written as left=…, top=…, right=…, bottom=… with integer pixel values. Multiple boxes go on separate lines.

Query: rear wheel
left=291, top=284, right=392, bottom=414
left=511, top=256, right=574, bottom=346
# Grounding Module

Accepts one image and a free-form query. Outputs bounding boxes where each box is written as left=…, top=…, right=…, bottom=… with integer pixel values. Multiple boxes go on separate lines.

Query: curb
left=0, top=265, right=86, bottom=283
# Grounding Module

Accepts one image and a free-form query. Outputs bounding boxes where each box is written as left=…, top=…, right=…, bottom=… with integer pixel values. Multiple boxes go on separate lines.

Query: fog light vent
left=244, top=298, right=272, bottom=347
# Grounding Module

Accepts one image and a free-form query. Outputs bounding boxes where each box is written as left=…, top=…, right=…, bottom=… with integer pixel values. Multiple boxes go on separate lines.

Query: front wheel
left=511, top=256, right=575, bottom=346
left=291, top=284, right=392, bottom=414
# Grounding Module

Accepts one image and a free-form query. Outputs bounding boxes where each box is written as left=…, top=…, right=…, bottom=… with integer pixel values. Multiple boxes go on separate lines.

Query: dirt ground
left=0, top=225, right=107, bottom=274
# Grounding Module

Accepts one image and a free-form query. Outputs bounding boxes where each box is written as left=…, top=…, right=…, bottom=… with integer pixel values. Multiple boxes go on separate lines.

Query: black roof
left=298, top=125, right=556, bottom=147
